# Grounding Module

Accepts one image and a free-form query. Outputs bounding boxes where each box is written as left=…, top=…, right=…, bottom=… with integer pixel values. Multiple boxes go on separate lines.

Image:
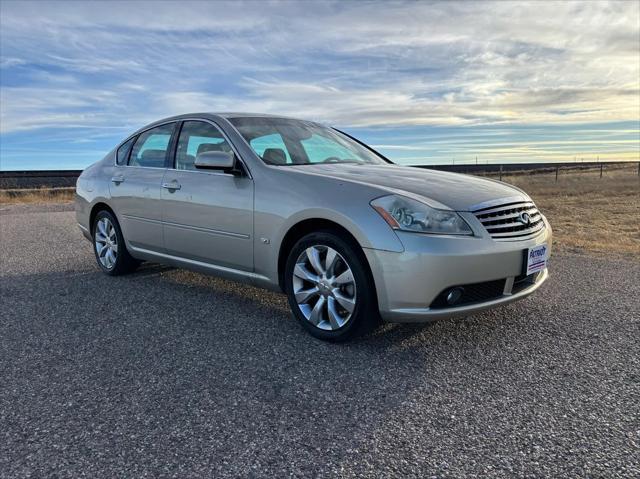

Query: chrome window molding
left=113, top=165, right=169, bottom=171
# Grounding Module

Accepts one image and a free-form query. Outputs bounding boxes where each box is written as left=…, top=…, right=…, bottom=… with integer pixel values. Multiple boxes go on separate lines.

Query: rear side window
left=129, top=123, right=175, bottom=168
left=116, top=137, right=135, bottom=166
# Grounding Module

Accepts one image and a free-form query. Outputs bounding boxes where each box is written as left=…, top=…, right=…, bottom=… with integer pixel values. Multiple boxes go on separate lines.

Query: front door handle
left=162, top=182, right=181, bottom=191
left=111, top=175, right=124, bottom=184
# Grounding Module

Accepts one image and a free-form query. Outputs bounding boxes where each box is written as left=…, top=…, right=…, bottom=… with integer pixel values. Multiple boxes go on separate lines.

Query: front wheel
left=284, top=231, right=380, bottom=341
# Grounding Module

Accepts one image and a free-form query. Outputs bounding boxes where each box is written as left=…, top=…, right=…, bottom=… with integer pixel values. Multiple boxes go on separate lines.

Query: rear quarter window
left=116, top=137, right=135, bottom=166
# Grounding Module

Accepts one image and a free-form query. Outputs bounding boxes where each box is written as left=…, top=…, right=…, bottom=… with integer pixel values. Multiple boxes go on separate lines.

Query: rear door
left=160, top=120, right=254, bottom=271
left=109, top=122, right=177, bottom=252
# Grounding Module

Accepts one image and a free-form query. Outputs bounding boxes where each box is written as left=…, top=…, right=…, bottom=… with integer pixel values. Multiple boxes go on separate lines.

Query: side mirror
left=194, top=151, right=236, bottom=171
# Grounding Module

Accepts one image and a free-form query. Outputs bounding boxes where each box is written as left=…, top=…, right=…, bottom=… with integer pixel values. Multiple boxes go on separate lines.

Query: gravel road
left=1, top=203, right=638, bottom=478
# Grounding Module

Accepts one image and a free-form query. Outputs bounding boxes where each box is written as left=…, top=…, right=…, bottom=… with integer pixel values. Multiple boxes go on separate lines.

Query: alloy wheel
left=292, top=245, right=357, bottom=331
left=94, top=217, right=118, bottom=269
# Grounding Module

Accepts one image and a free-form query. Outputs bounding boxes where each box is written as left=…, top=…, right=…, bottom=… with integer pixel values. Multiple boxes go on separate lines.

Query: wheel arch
left=89, top=202, right=117, bottom=234
left=277, top=218, right=376, bottom=295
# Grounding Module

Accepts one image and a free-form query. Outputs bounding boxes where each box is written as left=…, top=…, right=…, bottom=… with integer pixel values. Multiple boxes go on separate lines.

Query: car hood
left=287, top=164, right=528, bottom=211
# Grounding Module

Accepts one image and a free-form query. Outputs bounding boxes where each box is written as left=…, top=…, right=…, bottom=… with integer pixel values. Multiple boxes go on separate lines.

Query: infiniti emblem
left=518, top=212, right=531, bottom=226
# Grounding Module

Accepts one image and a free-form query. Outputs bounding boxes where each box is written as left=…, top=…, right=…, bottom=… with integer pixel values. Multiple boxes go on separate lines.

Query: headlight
left=371, top=195, right=473, bottom=235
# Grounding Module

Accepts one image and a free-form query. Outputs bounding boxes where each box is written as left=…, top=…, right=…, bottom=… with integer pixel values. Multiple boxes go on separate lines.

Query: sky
left=0, top=0, right=639, bottom=170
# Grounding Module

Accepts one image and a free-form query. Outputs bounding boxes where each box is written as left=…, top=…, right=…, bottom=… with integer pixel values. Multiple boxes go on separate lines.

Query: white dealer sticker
left=526, top=243, right=548, bottom=275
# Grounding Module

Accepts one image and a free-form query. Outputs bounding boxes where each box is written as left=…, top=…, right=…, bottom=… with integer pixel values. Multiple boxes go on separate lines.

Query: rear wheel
left=285, top=231, right=379, bottom=341
left=92, top=210, right=139, bottom=275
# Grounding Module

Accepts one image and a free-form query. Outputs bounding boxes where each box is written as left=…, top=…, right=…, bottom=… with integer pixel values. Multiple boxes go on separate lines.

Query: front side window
left=129, top=123, right=175, bottom=168
left=175, top=121, right=232, bottom=171
left=229, top=117, right=386, bottom=166
left=116, top=136, right=135, bottom=166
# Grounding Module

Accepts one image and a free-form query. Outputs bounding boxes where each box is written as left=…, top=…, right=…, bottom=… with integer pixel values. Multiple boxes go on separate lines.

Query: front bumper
left=364, top=213, right=552, bottom=323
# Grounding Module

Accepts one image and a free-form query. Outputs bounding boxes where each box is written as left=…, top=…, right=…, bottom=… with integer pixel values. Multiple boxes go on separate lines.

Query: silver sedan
left=76, top=113, right=552, bottom=341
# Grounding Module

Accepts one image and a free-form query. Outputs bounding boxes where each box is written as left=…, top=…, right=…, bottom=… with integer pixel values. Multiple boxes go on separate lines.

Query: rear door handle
left=162, top=182, right=181, bottom=190
left=111, top=176, right=124, bottom=184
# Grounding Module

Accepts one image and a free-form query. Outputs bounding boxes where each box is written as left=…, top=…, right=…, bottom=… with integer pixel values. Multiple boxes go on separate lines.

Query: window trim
left=168, top=118, right=252, bottom=179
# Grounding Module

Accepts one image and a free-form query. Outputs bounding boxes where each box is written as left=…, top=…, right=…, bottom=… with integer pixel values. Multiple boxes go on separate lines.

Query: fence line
left=1, top=161, right=638, bottom=189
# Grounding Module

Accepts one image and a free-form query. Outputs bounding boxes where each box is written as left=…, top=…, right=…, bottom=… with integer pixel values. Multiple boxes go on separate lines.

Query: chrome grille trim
left=481, top=209, right=540, bottom=225
left=473, top=201, right=535, bottom=215
left=473, top=200, right=545, bottom=240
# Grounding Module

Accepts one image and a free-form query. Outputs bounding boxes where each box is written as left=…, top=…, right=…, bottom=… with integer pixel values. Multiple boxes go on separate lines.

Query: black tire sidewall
left=92, top=210, right=131, bottom=276
left=284, top=231, right=378, bottom=341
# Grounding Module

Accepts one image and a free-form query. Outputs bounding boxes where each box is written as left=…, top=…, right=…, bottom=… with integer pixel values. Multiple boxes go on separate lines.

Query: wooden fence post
left=499, top=164, right=503, bottom=181
left=555, top=165, right=559, bottom=181
left=600, top=162, right=603, bottom=178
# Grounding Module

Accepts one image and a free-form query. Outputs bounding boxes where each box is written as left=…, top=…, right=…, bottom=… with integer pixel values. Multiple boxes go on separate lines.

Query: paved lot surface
left=1, top=203, right=638, bottom=478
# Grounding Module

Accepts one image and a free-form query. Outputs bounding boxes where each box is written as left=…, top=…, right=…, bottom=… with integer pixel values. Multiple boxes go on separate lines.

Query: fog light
left=446, top=287, right=464, bottom=305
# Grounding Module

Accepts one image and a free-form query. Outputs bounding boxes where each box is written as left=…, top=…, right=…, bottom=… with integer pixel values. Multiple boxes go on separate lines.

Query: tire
left=284, top=230, right=380, bottom=341
left=92, top=210, right=139, bottom=276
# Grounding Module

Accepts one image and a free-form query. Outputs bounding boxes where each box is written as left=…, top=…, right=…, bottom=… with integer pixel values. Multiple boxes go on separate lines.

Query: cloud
left=0, top=0, right=638, bottom=167
left=0, top=57, right=27, bottom=68
left=153, top=79, right=640, bottom=128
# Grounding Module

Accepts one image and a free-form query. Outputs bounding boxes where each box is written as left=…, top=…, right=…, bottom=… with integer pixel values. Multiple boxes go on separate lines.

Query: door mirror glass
left=194, top=151, right=236, bottom=170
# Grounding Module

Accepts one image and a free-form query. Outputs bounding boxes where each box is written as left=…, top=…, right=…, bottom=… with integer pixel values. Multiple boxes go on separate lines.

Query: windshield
left=229, top=117, right=387, bottom=166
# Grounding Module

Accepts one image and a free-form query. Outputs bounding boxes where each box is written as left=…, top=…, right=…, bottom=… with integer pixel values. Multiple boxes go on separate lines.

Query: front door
left=161, top=120, right=254, bottom=271
left=108, top=122, right=176, bottom=252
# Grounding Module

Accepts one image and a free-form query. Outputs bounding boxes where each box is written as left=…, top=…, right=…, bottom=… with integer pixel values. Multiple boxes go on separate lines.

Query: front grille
left=430, top=279, right=506, bottom=309
left=473, top=200, right=544, bottom=240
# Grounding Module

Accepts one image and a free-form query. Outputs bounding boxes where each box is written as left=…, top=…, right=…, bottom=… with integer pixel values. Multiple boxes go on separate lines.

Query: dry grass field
left=499, top=163, right=639, bottom=257
left=1, top=164, right=638, bottom=257
left=0, top=187, right=75, bottom=204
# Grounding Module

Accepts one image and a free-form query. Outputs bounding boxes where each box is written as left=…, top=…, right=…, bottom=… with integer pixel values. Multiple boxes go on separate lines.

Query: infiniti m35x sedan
left=76, top=113, right=552, bottom=341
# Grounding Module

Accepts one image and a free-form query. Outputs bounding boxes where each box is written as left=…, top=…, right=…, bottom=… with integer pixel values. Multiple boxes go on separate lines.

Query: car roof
left=153, top=112, right=305, bottom=123
left=217, top=112, right=299, bottom=120
left=133, top=112, right=318, bottom=135
left=121, top=113, right=330, bottom=148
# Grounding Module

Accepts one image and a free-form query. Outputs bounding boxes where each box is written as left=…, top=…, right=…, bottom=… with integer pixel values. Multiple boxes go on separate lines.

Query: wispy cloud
left=0, top=0, right=638, bottom=168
